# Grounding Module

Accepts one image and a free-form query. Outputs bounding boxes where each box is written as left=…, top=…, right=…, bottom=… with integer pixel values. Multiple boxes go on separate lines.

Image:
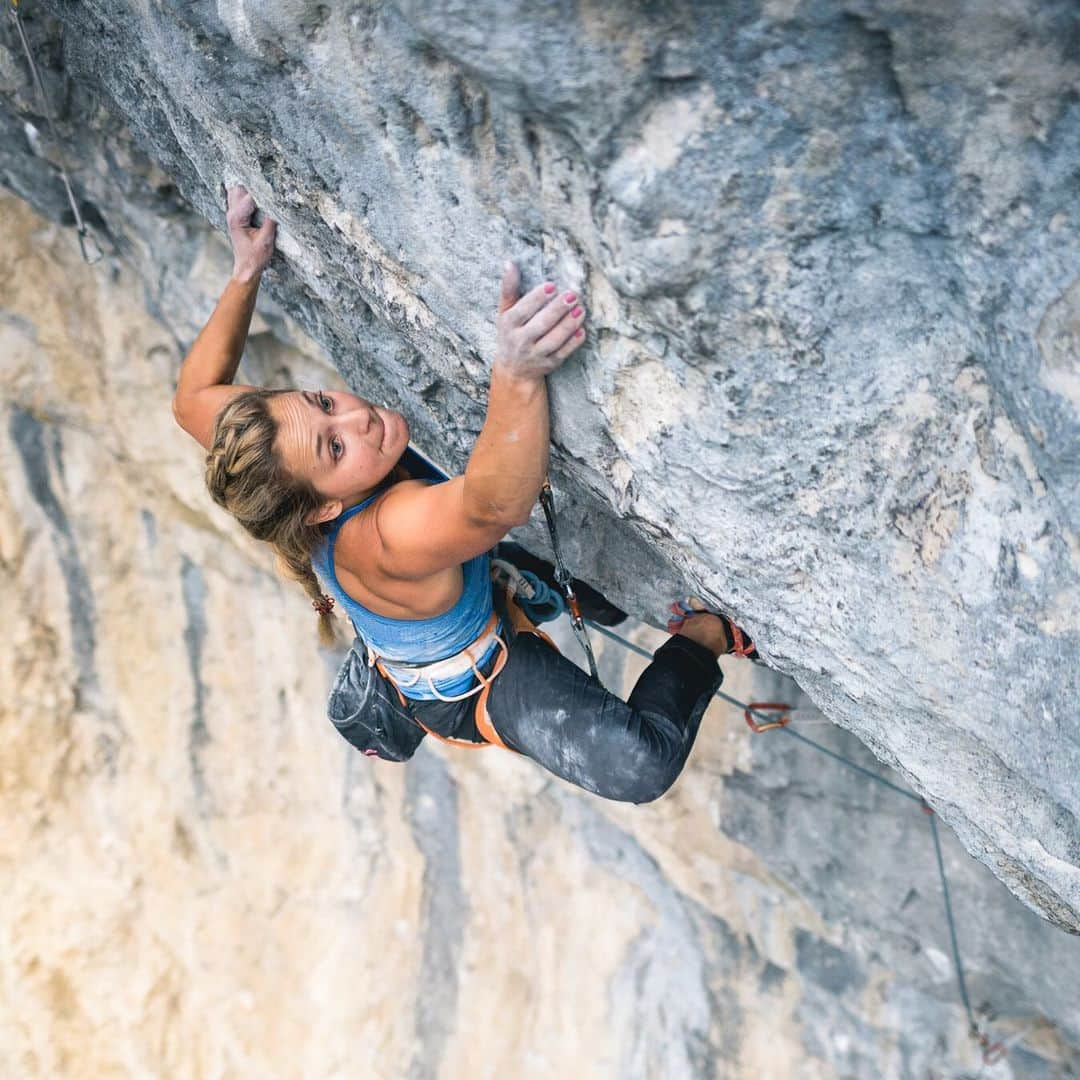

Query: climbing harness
left=8, top=0, right=103, bottom=265
left=365, top=476, right=588, bottom=751
left=366, top=609, right=507, bottom=703
left=366, top=607, right=510, bottom=750
left=584, top=616, right=1011, bottom=1070
left=538, top=479, right=601, bottom=681
left=371, top=583, right=560, bottom=755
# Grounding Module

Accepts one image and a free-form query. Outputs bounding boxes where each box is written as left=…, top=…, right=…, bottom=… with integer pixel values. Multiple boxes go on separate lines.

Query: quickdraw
left=975, top=1030, right=1007, bottom=1066
left=744, top=701, right=792, bottom=733
left=8, top=0, right=104, bottom=265
left=538, top=478, right=600, bottom=682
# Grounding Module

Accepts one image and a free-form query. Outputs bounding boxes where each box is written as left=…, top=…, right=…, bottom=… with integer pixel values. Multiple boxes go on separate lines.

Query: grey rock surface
left=546, top=616, right=1080, bottom=1074
left=1, top=0, right=1077, bottom=941
left=720, top=667, right=1080, bottom=1073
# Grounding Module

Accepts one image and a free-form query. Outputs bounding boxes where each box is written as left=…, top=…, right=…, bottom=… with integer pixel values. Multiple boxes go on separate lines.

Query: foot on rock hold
left=667, top=596, right=762, bottom=661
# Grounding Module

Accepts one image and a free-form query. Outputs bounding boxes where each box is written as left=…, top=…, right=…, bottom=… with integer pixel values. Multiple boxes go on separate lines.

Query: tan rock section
left=1, top=191, right=1069, bottom=1077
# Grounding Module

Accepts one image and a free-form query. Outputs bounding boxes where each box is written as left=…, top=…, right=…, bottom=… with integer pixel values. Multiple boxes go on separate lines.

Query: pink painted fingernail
left=543, top=282, right=557, bottom=294
left=571, top=307, right=582, bottom=318
left=563, top=291, right=577, bottom=303
left=574, top=328, right=584, bottom=338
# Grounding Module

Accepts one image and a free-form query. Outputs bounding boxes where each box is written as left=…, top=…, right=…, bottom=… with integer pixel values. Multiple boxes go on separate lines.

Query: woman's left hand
left=225, top=183, right=277, bottom=282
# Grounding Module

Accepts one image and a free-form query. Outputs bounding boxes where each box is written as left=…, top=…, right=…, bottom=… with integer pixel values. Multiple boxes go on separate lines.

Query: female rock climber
left=172, top=184, right=758, bottom=804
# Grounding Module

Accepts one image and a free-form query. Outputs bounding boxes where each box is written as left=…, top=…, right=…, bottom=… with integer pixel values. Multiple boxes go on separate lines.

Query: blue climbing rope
left=929, top=810, right=976, bottom=1030
left=584, top=615, right=1007, bottom=1067
left=587, top=619, right=922, bottom=798
left=780, top=727, right=922, bottom=802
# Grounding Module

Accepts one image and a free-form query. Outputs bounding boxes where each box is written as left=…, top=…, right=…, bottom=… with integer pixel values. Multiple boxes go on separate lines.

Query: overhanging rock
left=1, top=1, right=1077, bottom=929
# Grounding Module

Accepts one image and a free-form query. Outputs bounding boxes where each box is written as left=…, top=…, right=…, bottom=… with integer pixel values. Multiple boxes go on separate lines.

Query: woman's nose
left=343, top=404, right=374, bottom=433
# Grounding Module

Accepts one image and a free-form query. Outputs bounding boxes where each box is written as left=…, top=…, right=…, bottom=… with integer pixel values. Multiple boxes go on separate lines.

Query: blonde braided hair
left=203, top=388, right=343, bottom=648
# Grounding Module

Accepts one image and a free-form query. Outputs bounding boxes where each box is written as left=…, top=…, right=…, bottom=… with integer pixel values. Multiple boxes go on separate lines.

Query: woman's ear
left=305, top=499, right=343, bottom=527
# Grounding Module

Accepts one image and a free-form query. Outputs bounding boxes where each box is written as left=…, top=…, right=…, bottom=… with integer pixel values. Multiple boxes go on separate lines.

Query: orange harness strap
left=472, top=588, right=560, bottom=751
left=376, top=588, right=561, bottom=753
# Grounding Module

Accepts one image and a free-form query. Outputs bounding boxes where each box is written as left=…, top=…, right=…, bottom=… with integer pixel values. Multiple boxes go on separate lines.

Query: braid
left=278, top=549, right=340, bottom=648
left=204, top=388, right=344, bottom=649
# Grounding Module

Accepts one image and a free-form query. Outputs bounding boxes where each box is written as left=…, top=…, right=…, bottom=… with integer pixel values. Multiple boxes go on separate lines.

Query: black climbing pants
left=409, top=613, right=723, bottom=804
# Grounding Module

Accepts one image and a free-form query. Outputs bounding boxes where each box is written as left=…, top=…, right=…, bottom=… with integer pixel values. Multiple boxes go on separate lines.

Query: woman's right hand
left=494, top=262, right=586, bottom=382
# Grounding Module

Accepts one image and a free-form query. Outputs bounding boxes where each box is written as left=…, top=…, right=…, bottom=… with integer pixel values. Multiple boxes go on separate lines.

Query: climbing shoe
left=667, top=597, right=761, bottom=661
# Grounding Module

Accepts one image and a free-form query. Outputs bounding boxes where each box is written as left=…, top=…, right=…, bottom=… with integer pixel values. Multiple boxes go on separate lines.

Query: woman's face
left=269, top=389, right=409, bottom=522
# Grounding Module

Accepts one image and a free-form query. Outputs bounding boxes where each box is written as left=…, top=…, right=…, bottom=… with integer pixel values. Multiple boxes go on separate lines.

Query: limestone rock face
left=0, top=0, right=1077, bottom=1052
left=2, top=179, right=1080, bottom=1080
left=3, top=184, right=1079, bottom=1080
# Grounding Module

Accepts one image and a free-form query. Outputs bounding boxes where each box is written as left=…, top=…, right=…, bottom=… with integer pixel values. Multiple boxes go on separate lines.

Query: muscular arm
left=462, top=364, right=550, bottom=525
left=173, top=184, right=277, bottom=450
left=362, top=267, right=586, bottom=581
left=171, top=272, right=262, bottom=450
left=369, top=364, right=551, bottom=580
left=460, top=268, right=582, bottom=524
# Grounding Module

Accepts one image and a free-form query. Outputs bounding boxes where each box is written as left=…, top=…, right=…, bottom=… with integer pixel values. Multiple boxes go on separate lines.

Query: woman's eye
left=319, top=394, right=332, bottom=411
left=331, top=437, right=342, bottom=460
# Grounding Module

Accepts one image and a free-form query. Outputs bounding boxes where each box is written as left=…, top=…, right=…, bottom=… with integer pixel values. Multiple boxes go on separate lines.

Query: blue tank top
left=311, top=447, right=501, bottom=700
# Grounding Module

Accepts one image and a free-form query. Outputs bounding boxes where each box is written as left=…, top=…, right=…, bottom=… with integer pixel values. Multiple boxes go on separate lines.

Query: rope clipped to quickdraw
left=584, top=615, right=1010, bottom=1069
left=8, top=0, right=103, bottom=265
left=537, top=478, right=600, bottom=681
left=744, top=702, right=791, bottom=732
left=925, top=804, right=1006, bottom=1066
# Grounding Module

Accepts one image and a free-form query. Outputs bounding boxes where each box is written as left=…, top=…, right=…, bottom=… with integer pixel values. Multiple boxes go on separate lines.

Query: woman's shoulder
left=332, top=481, right=468, bottom=618
left=332, top=478, right=444, bottom=584
left=334, top=469, right=507, bottom=587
